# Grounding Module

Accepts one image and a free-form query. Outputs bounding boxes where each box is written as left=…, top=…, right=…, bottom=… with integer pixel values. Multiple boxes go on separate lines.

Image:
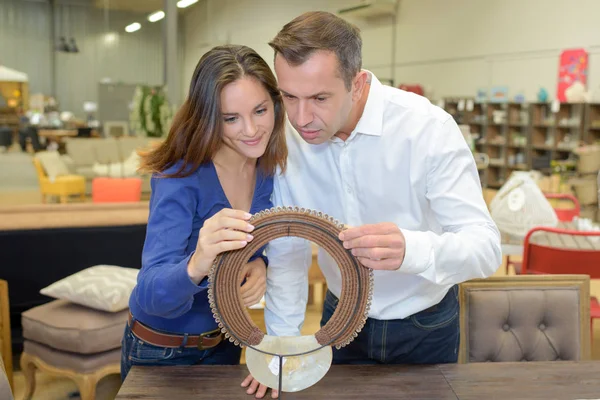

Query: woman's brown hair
left=140, top=45, right=287, bottom=177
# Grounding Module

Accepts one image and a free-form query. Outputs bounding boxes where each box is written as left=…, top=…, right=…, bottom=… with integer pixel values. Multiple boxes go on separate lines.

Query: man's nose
left=296, top=101, right=313, bottom=127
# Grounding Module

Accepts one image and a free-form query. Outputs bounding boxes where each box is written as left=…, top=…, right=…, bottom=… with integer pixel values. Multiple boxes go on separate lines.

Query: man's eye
left=316, top=97, right=326, bottom=102
left=284, top=94, right=296, bottom=100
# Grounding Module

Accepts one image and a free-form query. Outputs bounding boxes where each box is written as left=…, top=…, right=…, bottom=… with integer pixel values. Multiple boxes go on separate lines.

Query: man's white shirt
left=264, top=72, right=502, bottom=337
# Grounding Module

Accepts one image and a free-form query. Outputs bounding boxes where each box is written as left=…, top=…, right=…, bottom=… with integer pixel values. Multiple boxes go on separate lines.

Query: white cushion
left=36, top=151, right=70, bottom=181
left=40, top=265, right=138, bottom=312
left=92, top=151, right=140, bottom=178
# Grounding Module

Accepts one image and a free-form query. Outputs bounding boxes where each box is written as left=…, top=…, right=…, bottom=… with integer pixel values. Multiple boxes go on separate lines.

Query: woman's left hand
left=239, top=258, right=267, bottom=307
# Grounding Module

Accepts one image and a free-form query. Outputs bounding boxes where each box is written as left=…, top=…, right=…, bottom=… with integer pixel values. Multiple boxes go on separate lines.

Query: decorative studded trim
left=207, top=206, right=373, bottom=350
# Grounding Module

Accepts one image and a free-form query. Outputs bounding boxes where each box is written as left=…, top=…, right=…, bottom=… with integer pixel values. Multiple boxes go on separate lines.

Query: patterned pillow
left=40, top=265, right=139, bottom=312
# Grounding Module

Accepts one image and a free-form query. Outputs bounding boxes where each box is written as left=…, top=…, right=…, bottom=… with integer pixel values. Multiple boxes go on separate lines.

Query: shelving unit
left=584, top=103, right=600, bottom=145
left=444, top=98, right=585, bottom=189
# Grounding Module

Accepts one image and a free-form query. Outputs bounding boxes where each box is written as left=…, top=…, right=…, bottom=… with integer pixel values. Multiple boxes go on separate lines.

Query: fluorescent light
left=148, top=11, right=165, bottom=22
left=125, top=22, right=141, bottom=33
left=103, top=32, right=118, bottom=44
left=177, top=0, right=198, bottom=8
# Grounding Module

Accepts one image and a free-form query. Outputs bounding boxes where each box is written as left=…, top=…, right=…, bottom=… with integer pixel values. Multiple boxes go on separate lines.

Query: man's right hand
left=241, top=374, right=278, bottom=399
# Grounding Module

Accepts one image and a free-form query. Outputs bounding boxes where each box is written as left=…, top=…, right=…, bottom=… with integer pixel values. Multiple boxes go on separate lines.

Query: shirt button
left=346, top=186, right=352, bottom=194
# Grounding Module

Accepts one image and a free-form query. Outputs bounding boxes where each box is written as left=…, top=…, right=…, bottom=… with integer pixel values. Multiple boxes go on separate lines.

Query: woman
left=121, top=44, right=287, bottom=381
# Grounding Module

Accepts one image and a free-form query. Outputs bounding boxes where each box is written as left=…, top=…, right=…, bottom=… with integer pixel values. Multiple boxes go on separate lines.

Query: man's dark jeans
left=320, top=285, right=459, bottom=364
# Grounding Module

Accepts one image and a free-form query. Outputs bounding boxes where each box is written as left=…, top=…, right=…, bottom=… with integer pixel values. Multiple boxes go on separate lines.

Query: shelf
left=444, top=99, right=592, bottom=190
left=507, top=164, right=529, bottom=171
left=584, top=104, right=600, bottom=145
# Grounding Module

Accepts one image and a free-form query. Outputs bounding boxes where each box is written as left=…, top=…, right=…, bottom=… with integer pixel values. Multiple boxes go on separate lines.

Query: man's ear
left=352, top=71, right=369, bottom=102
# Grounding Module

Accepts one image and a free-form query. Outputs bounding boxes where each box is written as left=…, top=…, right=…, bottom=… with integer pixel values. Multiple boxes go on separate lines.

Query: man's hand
left=241, top=374, right=278, bottom=399
left=239, top=258, right=267, bottom=307
left=339, top=222, right=406, bottom=270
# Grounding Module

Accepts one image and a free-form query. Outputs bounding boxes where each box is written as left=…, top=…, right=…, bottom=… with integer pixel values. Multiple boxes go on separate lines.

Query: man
left=242, top=11, right=501, bottom=398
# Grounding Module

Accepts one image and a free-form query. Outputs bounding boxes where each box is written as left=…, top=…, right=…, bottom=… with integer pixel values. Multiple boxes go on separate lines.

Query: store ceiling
left=92, top=0, right=172, bottom=13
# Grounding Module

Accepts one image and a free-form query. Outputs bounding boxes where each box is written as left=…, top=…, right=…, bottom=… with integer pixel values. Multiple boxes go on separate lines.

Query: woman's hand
left=187, top=209, right=254, bottom=284
left=241, top=374, right=278, bottom=399
left=239, top=257, right=267, bottom=307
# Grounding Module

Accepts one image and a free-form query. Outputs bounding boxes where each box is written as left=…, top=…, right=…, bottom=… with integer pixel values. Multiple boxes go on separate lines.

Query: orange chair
left=520, top=226, right=600, bottom=339
left=506, top=193, right=581, bottom=274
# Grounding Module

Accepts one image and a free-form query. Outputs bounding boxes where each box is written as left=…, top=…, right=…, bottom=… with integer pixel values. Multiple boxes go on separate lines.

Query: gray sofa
left=61, top=137, right=154, bottom=194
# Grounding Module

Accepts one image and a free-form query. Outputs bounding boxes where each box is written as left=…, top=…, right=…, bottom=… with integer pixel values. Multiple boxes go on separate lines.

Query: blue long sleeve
left=128, top=161, right=274, bottom=335
left=135, top=175, right=206, bottom=318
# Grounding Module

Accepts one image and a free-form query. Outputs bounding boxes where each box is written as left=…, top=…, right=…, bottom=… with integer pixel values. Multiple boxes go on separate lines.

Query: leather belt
left=128, top=313, right=224, bottom=350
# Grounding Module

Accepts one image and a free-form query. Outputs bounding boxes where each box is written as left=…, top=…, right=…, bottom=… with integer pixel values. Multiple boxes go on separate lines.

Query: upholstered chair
left=458, top=275, right=591, bottom=363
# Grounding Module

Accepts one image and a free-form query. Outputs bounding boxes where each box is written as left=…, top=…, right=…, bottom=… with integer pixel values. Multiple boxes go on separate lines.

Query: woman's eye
left=224, top=116, right=237, bottom=123
left=256, top=108, right=267, bottom=115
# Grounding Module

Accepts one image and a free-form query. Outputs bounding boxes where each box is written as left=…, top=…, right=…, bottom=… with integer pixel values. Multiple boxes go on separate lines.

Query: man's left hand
left=339, top=223, right=406, bottom=270
left=239, top=258, right=267, bottom=307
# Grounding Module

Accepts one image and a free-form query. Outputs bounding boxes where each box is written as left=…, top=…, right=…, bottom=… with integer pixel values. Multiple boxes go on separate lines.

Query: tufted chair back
left=458, top=275, right=590, bottom=363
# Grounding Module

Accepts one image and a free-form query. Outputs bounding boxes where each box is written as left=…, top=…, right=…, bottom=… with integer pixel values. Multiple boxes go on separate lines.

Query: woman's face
left=219, top=76, right=275, bottom=160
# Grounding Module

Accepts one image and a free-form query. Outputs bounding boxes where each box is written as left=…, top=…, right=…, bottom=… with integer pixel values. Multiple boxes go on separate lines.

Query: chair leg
left=74, top=374, right=97, bottom=400
left=20, top=352, right=37, bottom=400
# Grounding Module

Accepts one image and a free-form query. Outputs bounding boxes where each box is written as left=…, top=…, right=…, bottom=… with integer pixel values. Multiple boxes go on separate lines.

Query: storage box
left=570, top=176, right=598, bottom=206
left=574, top=145, right=600, bottom=174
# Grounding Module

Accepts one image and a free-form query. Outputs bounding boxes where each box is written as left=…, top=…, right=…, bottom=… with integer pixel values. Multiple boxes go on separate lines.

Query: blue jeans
left=320, top=285, right=459, bottom=364
left=120, top=321, right=241, bottom=382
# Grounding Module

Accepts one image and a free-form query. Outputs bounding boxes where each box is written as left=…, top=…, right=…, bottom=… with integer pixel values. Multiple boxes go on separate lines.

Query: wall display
left=557, top=48, right=589, bottom=103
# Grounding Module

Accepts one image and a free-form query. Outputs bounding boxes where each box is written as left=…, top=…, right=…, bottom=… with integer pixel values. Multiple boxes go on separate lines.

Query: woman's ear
left=352, top=71, right=369, bottom=102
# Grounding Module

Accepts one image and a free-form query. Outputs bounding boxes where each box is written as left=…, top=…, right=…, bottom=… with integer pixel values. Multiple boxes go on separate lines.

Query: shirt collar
left=352, top=71, right=384, bottom=137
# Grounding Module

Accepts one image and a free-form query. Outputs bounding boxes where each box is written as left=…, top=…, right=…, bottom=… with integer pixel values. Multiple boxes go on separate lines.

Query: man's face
left=274, top=51, right=353, bottom=144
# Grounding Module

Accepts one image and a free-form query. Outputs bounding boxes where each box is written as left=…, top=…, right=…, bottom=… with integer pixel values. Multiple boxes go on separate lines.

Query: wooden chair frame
left=0, top=280, right=13, bottom=390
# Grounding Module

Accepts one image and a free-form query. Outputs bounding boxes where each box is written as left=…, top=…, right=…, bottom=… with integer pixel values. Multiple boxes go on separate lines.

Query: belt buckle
left=196, top=327, right=222, bottom=350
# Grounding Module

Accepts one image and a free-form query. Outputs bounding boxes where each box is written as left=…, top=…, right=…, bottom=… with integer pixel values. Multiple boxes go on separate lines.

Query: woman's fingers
left=210, top=229, right=253, bottom=244
left=206, top=216, right=254, bottom=234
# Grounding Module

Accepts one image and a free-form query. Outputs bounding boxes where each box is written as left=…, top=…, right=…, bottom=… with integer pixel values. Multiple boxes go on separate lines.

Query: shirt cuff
left=260, top=254, right=269, bottom=267
left=398, top=229, right=433, bottom=275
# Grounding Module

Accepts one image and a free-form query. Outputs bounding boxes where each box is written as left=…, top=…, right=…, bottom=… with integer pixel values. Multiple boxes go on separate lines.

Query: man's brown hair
left=269, top=11, right=362, bottom=91
left=140, top=45, right=287, bottom=178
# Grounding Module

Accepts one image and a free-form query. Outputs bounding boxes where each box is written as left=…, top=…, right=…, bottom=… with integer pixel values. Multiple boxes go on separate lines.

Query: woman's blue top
left=128, top=161, right=272, bottom=334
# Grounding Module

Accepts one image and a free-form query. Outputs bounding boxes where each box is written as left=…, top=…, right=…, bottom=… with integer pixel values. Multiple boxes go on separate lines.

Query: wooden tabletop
left=37, top=129, right=79, bottom=137
left=502, top=221, right=600, bottom=256
left=529, top=221, right=600, bottom=251
left=116, top=361, right=600, bottom=399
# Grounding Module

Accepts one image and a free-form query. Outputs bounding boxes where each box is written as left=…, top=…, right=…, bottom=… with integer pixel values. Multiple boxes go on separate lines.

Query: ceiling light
left=148, top=11, right=165, bottom=22
left=177, top=0, right=198, bottom=8
left=125, top=22, right=141, bottom=33
left=104, top=32, right=118, bottom=44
